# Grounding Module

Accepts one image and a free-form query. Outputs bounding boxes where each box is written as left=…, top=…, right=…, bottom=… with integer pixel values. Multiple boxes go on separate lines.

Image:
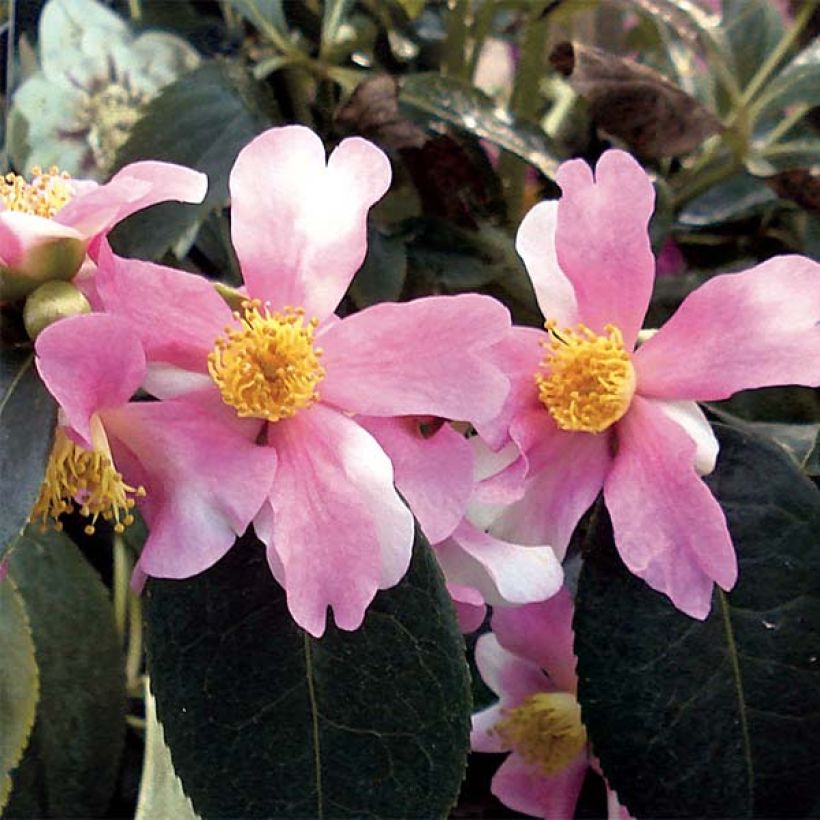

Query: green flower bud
left=23, top=280, right=91, bottom=339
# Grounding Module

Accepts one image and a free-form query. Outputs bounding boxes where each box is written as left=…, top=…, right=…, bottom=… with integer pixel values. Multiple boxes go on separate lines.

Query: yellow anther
left=535, top=321, right=636, bottom=434
left=31, top=428, right=145, bottom=534
left=1, top=166, right=72, bottom=218
left=208, top=299, right=325, bottom=423
left=494, top=692, right=587, bottom=775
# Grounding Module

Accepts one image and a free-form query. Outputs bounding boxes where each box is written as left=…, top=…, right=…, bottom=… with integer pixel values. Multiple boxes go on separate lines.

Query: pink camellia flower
left=0, top=160, right=206, bottom=300
left=472, top=589, right=630, bottom=819
left=484, top=149, right=820, bottom=619
left=359, top=417, right=564, bottom=631
left=95, top=125, right=512, bottom=637
left=32, top=313, right=277, bottom=557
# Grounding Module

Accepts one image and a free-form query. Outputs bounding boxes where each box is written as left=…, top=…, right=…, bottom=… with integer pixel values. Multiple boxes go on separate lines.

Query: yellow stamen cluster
left=536, top=321, right=636, bottom=434
left=494, top=692, right=588, bottom=776
left=208, top=300, right=325, bottom=423
left=31, top=429, right=145, bottom=535
left=0, top=166, right=72, bottom=218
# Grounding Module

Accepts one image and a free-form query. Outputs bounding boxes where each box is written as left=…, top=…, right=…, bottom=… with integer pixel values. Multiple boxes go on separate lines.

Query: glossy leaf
left=754, top=39, right=820, bottom=117
left=145, top=527, right=472, bottom=819
left=575, top=425, right=820, bottom=818
left=348, top=224, right=408, bottom=308
left=135, top=683, right=198, bottom=820
left=678, top=171, right=777, bottom=226
left=5, top=528, right=126, bottom=818
left=0, top=347, right=56, bottom=558
left=0, top=578, right=39, bottom=813
left=399, top=73, right=560, bottom=178
left=110, top=60, right=276, bottom=261
left=722, top=0, right=785, bottom=90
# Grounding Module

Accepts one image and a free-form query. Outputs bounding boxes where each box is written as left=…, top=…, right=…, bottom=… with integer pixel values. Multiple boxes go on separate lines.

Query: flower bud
left=23, top=280, right=91, bottom=339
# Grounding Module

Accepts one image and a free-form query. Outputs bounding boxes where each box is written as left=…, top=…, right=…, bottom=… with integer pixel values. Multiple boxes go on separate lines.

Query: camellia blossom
left=483, top=149, right=820, bottom=618
left=472, top=589, right=630, bottom=819
left=10, top=0, right=200, bottom=179
left=32, top=312, right=277, bottom=557
left=94, top=125, right=512, bottom=637
left=0, top=161, right=206, bottom=300
left=359, top=417, right=564, bottom=631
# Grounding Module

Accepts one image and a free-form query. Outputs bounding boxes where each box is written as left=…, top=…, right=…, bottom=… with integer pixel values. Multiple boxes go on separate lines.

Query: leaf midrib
left=718, top=588, right=755, bottom=813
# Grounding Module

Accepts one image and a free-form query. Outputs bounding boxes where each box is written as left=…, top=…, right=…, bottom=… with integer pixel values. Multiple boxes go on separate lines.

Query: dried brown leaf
left=550, top=41, right=722, bottom=158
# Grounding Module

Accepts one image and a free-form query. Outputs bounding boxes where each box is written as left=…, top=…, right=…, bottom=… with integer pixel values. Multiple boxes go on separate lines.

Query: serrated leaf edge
left=0, top=577, right=41, bottom=814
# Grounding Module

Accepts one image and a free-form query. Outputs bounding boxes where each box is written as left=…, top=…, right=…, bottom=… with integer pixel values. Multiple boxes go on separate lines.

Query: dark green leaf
left=678, top=171, right=777, bottom=226
left=722, top=0, right=785, bottom=90
left=0, top=347, right=56, bottom=557
left=575, top=425, right=820, bottom=818
left=5, top=528, right=126, bottom=818
left=399, top=73, right=560, bottom=179
left=0, top=579, right=39, bottom=813
left=717, top=385, right=820, bottom=424
left=755, top=39, right=820, bottom=117
left=110, top=60, right=277, bottom=261
left=145, top=527, right=471, bottom=819
left=348, top=224, right=408, bottom=308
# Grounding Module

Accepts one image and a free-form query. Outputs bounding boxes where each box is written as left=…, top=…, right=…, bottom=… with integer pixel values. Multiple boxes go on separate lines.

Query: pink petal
left=435, top=521, right=563, bottom=607
left=360, top=416, right=473, bottom=544
left=635, top=255, right=820, bottom=399
left=230, top=125, right=391, bottom=320
left=95, top=241, right=231, bottom=375
left=0, top=211, right=86, bottom=296
left=447, top=583, right=487, bottom=633
left=652, top=398, right=719, bottom=475
left=471, top=703, right=507, bottom=753
left=515, top=200, right=579, bottom=328
left=477, top=324, right=546, bottom=450
left=604, top=395, right=737, bottom=619
left=55, top=161, right=207, bottom=238
left=474, top=633, right=550, bottom=702
left=35, top=313, right=146, bottom=446
left=107, top=396, right=277, bottom=579
left=492, top=750, right=588, bottom=819
left=265, top=403, right=414, bottom=637
left=491, top=588, right=578, bottom=694
left=554, top=150, right=656, bottom=347
left=318, top=294, right=510, bottom=425
left=606, top=782, right=635, bottom=820
left=491, top=427, right=612, bottom=557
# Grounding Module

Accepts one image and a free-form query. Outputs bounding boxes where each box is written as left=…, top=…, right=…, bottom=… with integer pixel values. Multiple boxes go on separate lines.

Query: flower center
left=1, top=166, right=72, bottom=218
left=208, top=300, right=325, bottom=423
left=535, top=321, right=636, bottom=434
left=31, top=428, right=145, bottom=535
left=494, top=692, right=587, bottom=776
left=80, top=83, right=149, bottom=172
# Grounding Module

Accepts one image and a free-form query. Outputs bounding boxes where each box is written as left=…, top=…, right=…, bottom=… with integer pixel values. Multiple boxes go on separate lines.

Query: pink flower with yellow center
left=95, top=125, right=512, bottom=637
left=32, top=313, right=277, bottom=553
left=472, top=589, right=631, bottom=819
left=0, top=161, right=206, bottom=300
left=484, top=149, right=820, bottom=619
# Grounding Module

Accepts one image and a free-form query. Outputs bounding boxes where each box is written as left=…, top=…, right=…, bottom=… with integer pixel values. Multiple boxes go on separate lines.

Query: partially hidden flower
left=94, top=124, right=512, bottom=637
left=0, top=160, right=206, bottom=300
left=32, top=312, right=277, bottom=558
left=359, top=417, right=564, bottom=632
left=9, top=0, right=199, bottom=180
left=484, top=149, right=820, bottom=618
left=472, top=589, right=631, bottom=819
